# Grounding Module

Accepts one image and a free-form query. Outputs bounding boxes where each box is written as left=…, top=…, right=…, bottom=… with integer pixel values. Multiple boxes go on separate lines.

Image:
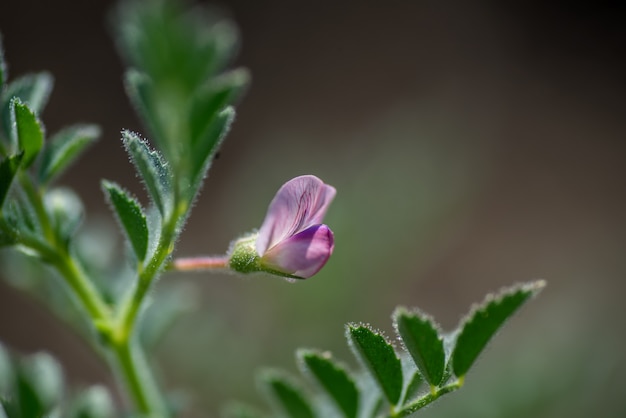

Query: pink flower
left=255, top=175, right=336, bottom=279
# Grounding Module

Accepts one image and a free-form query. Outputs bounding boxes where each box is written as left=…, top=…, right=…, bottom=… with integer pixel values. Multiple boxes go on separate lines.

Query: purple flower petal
left=256, top=175, right=336, bottom=256
left=261, top=224, right=334, bottom=279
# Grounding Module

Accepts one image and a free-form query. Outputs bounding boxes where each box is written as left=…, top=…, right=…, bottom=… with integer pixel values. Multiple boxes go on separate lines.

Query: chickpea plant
left=0, top=0, right=544, bottom=417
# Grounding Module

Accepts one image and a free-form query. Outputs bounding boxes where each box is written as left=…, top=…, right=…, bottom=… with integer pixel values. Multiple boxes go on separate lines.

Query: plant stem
left=391, top=380, right=464, bottom=417
left=16, top=172, right=167, bottom=416
left=113, top=338, right=167, bottom=417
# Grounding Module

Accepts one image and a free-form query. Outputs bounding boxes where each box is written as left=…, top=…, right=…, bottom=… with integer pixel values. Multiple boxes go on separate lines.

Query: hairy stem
left=391, top=379, right=464, bottom=417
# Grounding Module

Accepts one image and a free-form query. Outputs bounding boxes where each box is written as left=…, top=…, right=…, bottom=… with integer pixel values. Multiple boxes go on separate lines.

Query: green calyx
left=228, top=233, right=262, bottom=274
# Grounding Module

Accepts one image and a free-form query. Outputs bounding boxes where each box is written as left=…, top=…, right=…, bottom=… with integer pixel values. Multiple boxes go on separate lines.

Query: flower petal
left=261, top=224, right=334, bottom=279
left=256, top=175, right=336, bottom=255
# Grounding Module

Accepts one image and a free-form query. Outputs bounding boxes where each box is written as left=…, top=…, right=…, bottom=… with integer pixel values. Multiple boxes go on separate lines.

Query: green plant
left=0, top=1, right=544, bottom=417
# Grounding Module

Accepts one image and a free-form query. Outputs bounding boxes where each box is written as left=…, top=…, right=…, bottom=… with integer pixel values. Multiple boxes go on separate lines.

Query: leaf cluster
left=224, top=281, right=545, bottom=418
left=0, top=341, right=114, bottom=418
left=0, top=34, right=99, bottom=252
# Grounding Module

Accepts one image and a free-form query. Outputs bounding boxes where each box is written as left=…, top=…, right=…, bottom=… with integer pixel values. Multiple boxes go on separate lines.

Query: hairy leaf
left=122, top=130, right=171, bottom=216
left=39, top=124, right=100, bottom=184
left=394, top=307, right=445, bottom=386
left=1, top=72, right=52, bottom=140
left=189, top=106, right=234, bottom=196
left=298, top=350, right=359, bottom=418
left=102, top=181, right=149, bottom=261
left=12, top=99, right=44, bottom=168
left=261, top=371, right=315, bottom=418
left=452, top=280, right=546, bottom=377
left=346, top=325, right=403, bottom=406
left=0, top=153, right=22, bottom=208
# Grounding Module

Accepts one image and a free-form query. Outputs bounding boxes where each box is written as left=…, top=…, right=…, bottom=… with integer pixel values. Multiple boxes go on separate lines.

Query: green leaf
left=189, top=69, right=249, bottom=145
left=17, top=352, right=64, bottom=417
left=0, top=216, right=18, bottom=247
left=451, top=280, right=546, bottom=377
left=39, top=124, right=100, bottom=184
left=394, top=307, right=446, bottom=386
left=221, top=402, right=266, bottom=418
left=68, top=385, right=114, bottom=418
left=189, top=106, right=234, bottom=194
left=102, top=181, right=149, bottom=261
left=0, top=342, right=12, bottom=393
left=0, top=153, right=22, bottom=208
left=12, top=99, right=44, bottom=168
left=121, top=130, right=171, bottom=216
left=298, top=350, right=359, bottom=418
left=346, top=325, right=403, bottom=406
left=115, top=0, right=238, bottom=90
left=260, top=370, right=315, bottom=418
left=44, top=188, right=84, bottom=245
left=123, top=70, right=166, bottom=152
left=1, top=72, right=52, bottom=139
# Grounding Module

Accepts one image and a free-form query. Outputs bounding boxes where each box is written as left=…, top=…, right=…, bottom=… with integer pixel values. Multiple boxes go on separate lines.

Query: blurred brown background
left=1, top=0, right=625, bottom=416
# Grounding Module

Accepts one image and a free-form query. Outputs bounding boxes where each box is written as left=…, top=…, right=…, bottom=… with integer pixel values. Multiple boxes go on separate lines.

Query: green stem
left=113, top=338, right=167, bottom=417
left=18, top=172, right=55, bottom=243
left=391, top=379, right=464, bottom=417
left=111, top=199, right=188, bottom=416
left=15, top=173, right=165, bottom=415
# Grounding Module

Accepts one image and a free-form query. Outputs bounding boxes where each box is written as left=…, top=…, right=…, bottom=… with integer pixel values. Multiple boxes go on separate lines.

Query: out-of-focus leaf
left=39, top=125, right=100, bottom=184
left=298, top=350, right=359, bottom=418
left=44, top=188, right=84, bottom=244
left=0, top=153, right=22, bottom=208
left=1, top=72, right=52, bottom=139
left=0, top=217, right=18, bottom=247
left=221, top=402, right=266, bottom=418
left=17, top=352, right=64, bottom=417
left=102, top=181, right=149, bottom=261
left=115, top=0, right=238, bottom=91
left=68, top=385, right=114, bottom=418
left=12, top=99, right=44, bottom=168
left=121, top=130, right=171, bottom=217
left=346, top=325, right=403, bottom=406
left=0, top=342, right=12, bottom=393
left=452, top=280, right=546, bottom=377
left=140, top=283, right=198, bottom=349
left=189, top=69, right=249, bottom=145
left=260, top=370, right=315, bottom=418
left=394, top=307, right=445, bottom=386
